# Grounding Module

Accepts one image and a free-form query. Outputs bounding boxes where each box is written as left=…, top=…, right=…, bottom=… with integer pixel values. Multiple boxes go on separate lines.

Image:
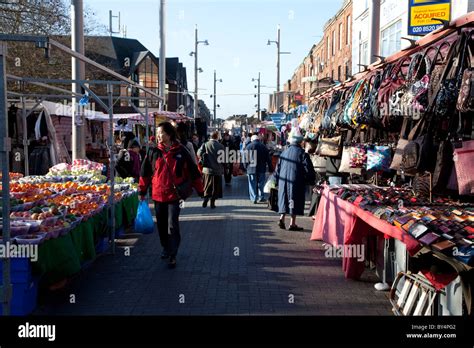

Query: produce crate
left=0, top=257, right=31, bottom=284
left=0, top=277, right=39, bottom=316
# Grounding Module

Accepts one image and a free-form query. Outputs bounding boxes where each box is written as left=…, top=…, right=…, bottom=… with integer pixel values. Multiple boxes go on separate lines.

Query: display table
left=32, top=193, right=138, bottom=286
left=310, top=187, right=422, bottom=279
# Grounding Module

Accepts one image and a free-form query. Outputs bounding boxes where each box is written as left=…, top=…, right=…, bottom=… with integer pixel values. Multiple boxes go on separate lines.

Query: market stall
left=306, top=13, right=474, bottom=315
left=1, top=161, right=139, bottom=314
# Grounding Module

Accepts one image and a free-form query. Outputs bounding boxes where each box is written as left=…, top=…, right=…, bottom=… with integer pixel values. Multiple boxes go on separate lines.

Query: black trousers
left=223, top=163, right=233, bottom=183
left=307, top=191, right=321, bottom=217
left=154, top=201, right=181, bottom=257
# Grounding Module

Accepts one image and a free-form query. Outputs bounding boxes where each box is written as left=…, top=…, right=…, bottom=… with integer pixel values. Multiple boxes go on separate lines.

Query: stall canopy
left=23, top=101, right=192, bottom=123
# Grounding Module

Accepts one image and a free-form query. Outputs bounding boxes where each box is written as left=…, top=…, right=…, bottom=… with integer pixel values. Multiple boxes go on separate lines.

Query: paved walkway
left=34, top=175, right=392, bottom=315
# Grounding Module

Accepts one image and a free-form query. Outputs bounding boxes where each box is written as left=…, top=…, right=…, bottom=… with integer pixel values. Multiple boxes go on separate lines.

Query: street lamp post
left=213, top=69, right=222, bottom=124
left=252, top=72, right=261, bottom=120
left=267, top=25, right=290, bottom=113
left=190, top=25, right=209, bottom=119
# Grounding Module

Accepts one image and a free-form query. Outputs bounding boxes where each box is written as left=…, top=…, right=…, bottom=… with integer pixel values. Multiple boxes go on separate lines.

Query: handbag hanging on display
left=398, top=52, right=432, bottom=120
left=317, top=134, right=342, bottom=158
left=390, top=118, right=410, bottom=171
left=367, top=145, right=392, bottom=172
left=456, top=32, right=474, bottom=113
left=453, top=140, right=474, bottom=196
left=433, top=32, right=470, bottom=121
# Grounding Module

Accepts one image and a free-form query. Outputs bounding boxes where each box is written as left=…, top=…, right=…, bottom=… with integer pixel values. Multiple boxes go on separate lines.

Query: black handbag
left=433, top=33, right=468, bottom=120
left=432, top=140, right=454, bottom=190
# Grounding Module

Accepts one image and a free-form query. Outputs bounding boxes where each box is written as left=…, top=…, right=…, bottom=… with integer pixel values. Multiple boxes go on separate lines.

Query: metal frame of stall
left=0, top=34, right=162, bottom=316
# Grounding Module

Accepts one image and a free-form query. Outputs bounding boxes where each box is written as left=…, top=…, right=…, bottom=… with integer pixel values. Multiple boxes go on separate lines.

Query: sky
left=86, top=0, right=344, bottom=119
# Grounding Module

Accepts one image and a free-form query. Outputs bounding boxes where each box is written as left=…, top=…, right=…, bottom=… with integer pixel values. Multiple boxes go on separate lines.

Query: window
left=345, top=63, right=351, bottom=79
left=337, top=66, right=341, bottom=81
left=346, top=15, right=351, bottom=45
left=339, top=23, right=343, bottom=50
left=332, top=30, right=336, bottom=56
left=360, top=40, right=369, bottom=67
left=331, top=70, right=334, bottom=80
left=381, top=20, right=402, bottom=57
left=327, top=37, right=330, bottom=60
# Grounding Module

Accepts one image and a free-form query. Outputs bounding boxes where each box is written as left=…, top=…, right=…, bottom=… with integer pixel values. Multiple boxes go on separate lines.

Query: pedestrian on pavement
left=305, top=138, right=325, bottom=220
left=177, top=122, right=198, bottom=165
left=139, top=122, right=204, bottom=269
left=197, top=131, right=225, bottom=209
left=275, top=130, right=316, bottom=231
left=220, top=132, right=236, bottom=185
left=191, top=133, right=200, bottom=153
left=244, top=134, right=274, bottom=203
left=115, top=141, right=141, bottom=182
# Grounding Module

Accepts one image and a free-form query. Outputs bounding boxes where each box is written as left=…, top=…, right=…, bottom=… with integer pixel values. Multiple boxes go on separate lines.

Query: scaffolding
left=0, top=34, right=162, bottom=315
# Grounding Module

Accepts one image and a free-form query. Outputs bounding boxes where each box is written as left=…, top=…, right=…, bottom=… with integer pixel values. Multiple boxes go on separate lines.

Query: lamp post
left=267, top=25, right=290, bottom=114
left=190, top=25, right=209, bottom=119
left=212, top=69, right=222, bottom=124
left=252, top=72, right=261, bottom=121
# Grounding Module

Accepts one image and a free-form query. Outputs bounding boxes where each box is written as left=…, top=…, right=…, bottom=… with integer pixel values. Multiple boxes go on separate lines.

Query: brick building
left=283, top=0, right=353, bottom=111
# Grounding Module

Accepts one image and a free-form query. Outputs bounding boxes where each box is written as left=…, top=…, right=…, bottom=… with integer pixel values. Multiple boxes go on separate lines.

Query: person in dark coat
left=220, top=132, right=235, bottom=185
left=197, top=131, right=225, bottom=209
left=275, top=132, right=316, bottom=231
left=244, top=134, right=274, bottom=203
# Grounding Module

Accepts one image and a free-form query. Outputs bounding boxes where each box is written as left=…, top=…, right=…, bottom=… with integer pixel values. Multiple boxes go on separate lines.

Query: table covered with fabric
left=310, top=187, right=421, bottom=279
left=32, top=193, right=138, bottom=286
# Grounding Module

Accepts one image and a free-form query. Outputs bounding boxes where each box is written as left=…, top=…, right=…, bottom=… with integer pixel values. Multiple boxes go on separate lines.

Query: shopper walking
left=275, top=131, right=316, bottom=231
left=177, top=122, right=198, bottom=164
left=197, top=131, right=225, bottom=209
left=220, top=132, right=236, bottom=185
left=245, top=134, right=274, bottom=203
left=139, top=122, right=204, bottom=269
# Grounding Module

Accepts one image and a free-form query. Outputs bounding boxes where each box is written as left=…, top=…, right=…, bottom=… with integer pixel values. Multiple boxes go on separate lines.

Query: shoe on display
left=374, top=282, right=390, bottom=291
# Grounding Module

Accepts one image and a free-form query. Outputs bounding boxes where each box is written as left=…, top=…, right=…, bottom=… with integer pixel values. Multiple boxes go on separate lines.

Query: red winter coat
left=139, top=141, right=204, bottom=202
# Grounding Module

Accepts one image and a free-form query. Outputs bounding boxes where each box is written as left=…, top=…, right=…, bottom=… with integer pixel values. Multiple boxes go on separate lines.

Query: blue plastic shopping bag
left=134, top=201, right=155, bottom=234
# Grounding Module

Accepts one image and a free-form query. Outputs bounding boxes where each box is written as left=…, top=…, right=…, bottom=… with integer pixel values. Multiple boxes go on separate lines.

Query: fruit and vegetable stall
left=0, top=160, right=139, bottom=314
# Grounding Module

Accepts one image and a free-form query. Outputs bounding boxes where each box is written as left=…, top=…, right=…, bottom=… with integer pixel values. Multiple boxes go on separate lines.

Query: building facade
left=352, top=0, right=473, bottom=74
left=280, top=0, right=353, bottom=112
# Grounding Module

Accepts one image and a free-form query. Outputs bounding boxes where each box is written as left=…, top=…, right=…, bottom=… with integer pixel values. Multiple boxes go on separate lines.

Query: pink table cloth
left=311, top=187, right=422, bottom=279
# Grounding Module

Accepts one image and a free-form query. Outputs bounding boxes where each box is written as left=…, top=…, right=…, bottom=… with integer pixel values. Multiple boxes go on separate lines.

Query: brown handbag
left=390, top=118, right=409, bottom=171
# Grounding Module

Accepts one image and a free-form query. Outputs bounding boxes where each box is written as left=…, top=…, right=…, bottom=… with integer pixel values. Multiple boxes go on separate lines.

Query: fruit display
left=1, top=163, right=137, bottom=243
left=0, top=172, right=24, bottom=181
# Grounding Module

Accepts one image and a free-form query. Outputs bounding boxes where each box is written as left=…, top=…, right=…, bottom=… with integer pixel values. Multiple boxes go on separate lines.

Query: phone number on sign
left=411, top=25, right=443, bottom=34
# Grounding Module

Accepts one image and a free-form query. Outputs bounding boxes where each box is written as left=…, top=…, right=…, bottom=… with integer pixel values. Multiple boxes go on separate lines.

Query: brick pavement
left=34, top=175, right=392, bottom=316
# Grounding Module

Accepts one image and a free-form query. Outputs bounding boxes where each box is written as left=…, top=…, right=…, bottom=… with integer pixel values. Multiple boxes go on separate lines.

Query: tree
left=1, top=0, right=108, bottom=93
left=0, top=0, right=107, bottom=35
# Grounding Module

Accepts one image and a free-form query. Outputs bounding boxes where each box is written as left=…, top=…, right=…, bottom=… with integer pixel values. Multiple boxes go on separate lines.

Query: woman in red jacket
left=139, top=122, right=204, bottom=268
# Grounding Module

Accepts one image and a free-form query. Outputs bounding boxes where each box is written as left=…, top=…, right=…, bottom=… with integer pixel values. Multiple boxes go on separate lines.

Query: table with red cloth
left=310, top=186, right=422, bottom=280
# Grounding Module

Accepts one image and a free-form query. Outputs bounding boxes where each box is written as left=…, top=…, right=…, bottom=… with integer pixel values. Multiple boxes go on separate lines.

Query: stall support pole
left=107, top=84, right=116, bottom=254
left=0, top=41, right=12, bottom=315
left=21, top=95, right=29, bottom=176
left=145, top=104, right=149, bottom=154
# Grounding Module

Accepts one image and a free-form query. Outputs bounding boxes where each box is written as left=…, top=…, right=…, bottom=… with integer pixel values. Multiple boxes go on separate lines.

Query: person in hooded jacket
left=139, top=122, right=204, bottom=269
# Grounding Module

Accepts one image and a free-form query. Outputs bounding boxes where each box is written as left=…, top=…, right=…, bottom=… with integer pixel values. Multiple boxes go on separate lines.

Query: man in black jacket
left=244, top=135, right=273, bottom=203
left=220, top=132, right=236, bottom=185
